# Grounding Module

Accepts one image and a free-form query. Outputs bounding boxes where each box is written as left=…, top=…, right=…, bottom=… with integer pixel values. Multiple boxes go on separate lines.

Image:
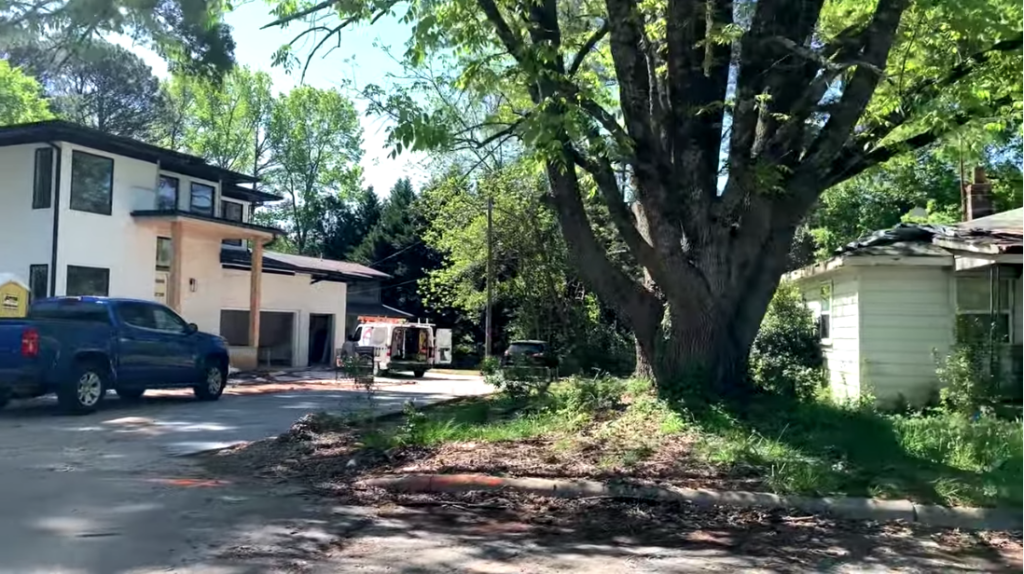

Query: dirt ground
left=200, top=418, right=1024, bottom=573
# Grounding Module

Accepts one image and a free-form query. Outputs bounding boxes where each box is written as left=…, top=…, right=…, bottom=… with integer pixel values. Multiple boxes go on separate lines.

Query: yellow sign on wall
left=0, top=274, right=30, bottom=318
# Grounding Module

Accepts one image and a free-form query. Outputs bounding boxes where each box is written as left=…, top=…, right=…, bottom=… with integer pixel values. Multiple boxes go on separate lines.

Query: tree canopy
left=266, top=0, right=1023, bottom=397
left=0, top=59, right=52, bottom=125
left=0, top=0, right=235, bottom=77
left=4, top=38, right=165, bottom=139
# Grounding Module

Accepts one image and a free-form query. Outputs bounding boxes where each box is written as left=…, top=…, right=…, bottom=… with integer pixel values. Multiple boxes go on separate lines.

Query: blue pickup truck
left=0, top=297, right=231, bottom=414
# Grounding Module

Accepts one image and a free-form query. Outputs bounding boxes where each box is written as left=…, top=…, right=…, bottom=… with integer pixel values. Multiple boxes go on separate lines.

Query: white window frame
left=952, top=274, right=1014, bottom=344
left=818, top=280, right=833, bottom=345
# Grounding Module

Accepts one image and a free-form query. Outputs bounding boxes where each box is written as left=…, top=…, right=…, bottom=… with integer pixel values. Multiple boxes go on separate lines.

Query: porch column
left=248, top=239, right=263, bottom=349
left=168, top=221, right=184, bottom=312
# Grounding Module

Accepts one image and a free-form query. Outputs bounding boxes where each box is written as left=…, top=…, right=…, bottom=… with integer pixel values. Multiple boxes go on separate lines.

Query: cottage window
left=190, top=182, right=215, bottom=216
left=70, top=151, right=114, bottom=215
left=817, top=281, right=832, bottom=341
left=955, top=276, right=1011, bottom=344
left=33, top=148, right=53, bottom=209
left=66, top=265, right=110, bottom=297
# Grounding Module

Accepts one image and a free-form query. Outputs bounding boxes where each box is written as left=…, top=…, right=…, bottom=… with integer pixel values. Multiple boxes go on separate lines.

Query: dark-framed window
left=29, top=264, right=48, bottom=300
left=70, top=150, right=113, bottom=215
left=33, top=148, right=53, bottom=209
left=156, top=237, right=172, bottom=270
left=190, top=182, right=215, bottom=216
left=221, top=200, right=244, bottom=247
left=156, top=175, right=179, bottom=210
left=221, top=200, right=243, bottom=222
left=66, top=265, right=110, bottom=297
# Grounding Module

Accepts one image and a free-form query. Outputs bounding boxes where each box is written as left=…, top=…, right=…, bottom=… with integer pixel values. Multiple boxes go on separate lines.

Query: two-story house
left=0, top=120, right=385, bottom=370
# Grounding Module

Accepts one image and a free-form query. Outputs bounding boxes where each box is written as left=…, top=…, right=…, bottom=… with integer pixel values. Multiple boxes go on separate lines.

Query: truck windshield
left=28, top=301, right=111, bottom=323
left=508, top=342, right=546, bottom=355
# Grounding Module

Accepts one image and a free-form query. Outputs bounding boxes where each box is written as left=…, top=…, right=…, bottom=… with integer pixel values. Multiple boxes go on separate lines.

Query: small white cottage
left=786, top=193, right=1022, bottom=406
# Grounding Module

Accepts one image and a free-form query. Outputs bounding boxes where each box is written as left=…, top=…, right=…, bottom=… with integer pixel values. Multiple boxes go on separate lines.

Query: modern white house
left=786, top=171, right=1022, bottom=406
left=0, top=120, right=389, bottom=370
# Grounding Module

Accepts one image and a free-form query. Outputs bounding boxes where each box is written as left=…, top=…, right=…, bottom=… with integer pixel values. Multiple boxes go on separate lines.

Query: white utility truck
left=340, top=317, right=452, bottom=377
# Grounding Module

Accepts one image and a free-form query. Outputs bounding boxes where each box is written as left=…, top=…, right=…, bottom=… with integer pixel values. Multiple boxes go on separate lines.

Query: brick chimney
left=964, top=166, right=993, bottom=221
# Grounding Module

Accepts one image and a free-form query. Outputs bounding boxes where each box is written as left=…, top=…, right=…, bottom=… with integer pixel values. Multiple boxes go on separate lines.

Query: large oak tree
left=266, top=0, right=1022, bottom=396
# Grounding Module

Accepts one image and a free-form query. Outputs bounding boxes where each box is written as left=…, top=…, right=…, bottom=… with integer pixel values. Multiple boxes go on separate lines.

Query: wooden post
left=168, top=220, right=184, bottom=312
left=248, top=239, right=263, bottom=349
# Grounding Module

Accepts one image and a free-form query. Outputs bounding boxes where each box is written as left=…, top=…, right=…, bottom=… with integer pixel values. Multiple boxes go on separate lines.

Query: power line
left=367, top=239, right=423, bottom=268
left=345, top=276, right=422, bottom=296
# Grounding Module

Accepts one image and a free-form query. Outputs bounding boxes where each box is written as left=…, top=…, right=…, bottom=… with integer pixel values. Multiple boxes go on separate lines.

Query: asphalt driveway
left=0, top=373, right=490, bottom=573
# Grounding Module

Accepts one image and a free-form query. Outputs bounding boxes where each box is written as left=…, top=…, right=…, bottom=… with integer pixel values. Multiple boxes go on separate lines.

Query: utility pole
left=485, top=193, right=494, bottom=358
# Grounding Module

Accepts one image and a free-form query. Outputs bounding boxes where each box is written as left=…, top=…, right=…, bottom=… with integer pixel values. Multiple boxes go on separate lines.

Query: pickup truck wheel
left=116, top=388, right=145, bottom=400
left=194, top=362, right=226, bottom=401
left=58, top=365, right=107, bottom=414
left=412, top=369, right=426, bottom=378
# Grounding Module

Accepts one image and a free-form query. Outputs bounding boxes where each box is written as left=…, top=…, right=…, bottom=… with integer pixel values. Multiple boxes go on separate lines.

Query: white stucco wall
left=220, top=269, right=347, bottom=367
left=54, top=142, right=160, bottom=299
left=857, top=266, right=954, bottom=405
left=178, top=234, right=226, bottom=334
left=800, top=269, right=860, bottom=401
left=0, top=144, right=55, bottom=291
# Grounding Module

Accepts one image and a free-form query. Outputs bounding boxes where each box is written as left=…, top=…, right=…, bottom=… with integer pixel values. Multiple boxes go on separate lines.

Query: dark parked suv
left=500, top=340, right=558, bottom=369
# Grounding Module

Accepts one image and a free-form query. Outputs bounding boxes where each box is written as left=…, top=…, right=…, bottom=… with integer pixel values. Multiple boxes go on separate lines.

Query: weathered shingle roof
left=220, top=247, right=389, bottom=280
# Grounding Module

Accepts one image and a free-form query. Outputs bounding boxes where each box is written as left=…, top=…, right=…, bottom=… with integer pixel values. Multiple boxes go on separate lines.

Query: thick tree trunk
left=632, top=307, right=758, bottom=401
left=626, top=223, right=794, bottom=401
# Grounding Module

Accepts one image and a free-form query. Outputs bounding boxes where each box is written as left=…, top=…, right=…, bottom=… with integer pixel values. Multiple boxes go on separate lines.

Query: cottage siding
left=801, top=270, right=860, bottom=401
left=858, top=266, right=954, bottom=405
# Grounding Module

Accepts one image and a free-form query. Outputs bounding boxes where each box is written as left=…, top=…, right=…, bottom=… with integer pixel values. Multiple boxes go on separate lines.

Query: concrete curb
left=354, top=473, right=1021, bottom=531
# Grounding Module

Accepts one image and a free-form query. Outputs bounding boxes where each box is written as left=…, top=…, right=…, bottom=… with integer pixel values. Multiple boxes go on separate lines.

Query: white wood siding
left=857, top=266, right=954, bottom=405
left=801, top=270, right=860, bottom=401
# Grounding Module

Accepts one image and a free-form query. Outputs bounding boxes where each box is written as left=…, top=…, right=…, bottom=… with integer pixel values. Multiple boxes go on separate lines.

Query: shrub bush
left=750, top=281, right=827, bottom=400
left=479, top=355, right=501, bottom=375
left=935, top=343, right=999, bottom=416
left=551, top=374, right=626, bottom=414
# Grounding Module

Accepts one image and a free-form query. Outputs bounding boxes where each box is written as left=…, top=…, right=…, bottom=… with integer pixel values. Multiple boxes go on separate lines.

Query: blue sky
left=114, top=1, right=426, bottom=196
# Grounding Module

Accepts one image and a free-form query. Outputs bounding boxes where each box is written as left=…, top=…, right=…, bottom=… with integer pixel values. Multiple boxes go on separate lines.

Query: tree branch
left=475, top=0, right=528, bottom=64
left=263, top=0, right=337, bottom=29
left=856, top=37, right=1023, bottom=148
left=544, top=152, right=661, bottom=336
left=568, top=20, right=609, bottom=76
left=796, top=0, right=909, bottom=174
left=827, top=95, right=1013, bottom=185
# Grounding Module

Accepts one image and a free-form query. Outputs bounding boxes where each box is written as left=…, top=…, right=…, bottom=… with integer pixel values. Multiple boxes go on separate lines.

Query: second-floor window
left=33, top=148, right=53, bottom=209
left=221, top=200, right=244, bottom=246
left=157, top=175, right=179, bottom=210
left=70, top=151, right=113, bottom=215
left=190, top=182, right=214, bottom=216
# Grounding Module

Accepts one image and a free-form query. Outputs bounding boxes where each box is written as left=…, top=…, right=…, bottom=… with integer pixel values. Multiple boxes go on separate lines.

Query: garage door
left=220, top=310, right=296, bottom=366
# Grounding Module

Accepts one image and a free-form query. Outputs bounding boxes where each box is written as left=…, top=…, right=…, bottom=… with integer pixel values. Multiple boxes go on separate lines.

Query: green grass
left=689, top=396, right=1022, bottom=507
left=360, top=395, right=570, bottom=449
left=352, top=377, right=1022, bottom=508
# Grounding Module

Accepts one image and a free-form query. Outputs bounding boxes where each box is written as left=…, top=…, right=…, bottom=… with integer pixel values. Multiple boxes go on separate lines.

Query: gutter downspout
left=47, top=142, right=62, bottom=297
